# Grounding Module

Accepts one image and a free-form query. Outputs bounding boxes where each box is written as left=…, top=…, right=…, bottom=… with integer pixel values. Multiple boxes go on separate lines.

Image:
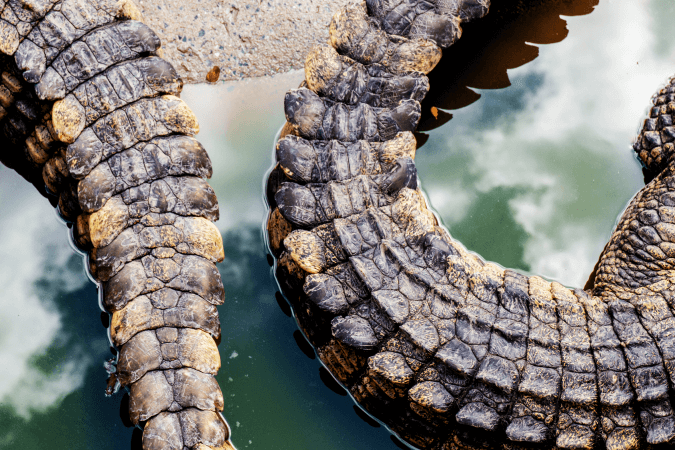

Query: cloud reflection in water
left=421, top=1, right=675, bottom=287
left=2, top=1, right=675, bottom=447
left=0, top=168, right=91, bottom=419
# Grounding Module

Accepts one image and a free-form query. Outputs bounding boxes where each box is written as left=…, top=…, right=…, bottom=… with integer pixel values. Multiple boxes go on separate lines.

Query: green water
left=2, top=0, right=675, bottom=448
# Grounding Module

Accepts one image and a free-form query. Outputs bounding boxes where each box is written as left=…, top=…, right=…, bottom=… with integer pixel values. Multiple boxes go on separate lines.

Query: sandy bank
left=138, top=0, right=353, bottom=83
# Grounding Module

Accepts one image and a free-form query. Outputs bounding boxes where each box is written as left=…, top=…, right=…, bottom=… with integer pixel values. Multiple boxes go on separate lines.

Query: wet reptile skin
left=0, top=0, right=232, bottom=448
left=266, top=0, right=675, bottom=449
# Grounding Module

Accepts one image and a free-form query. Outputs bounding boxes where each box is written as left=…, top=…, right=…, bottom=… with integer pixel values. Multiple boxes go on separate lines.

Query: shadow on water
left=416, top=0, right=600, bottom=144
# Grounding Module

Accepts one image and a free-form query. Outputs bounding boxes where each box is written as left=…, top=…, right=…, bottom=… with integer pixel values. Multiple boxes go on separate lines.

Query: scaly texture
left=0, top=0, right=232, bottom=449
left=266, top=0, right=675, bottom=448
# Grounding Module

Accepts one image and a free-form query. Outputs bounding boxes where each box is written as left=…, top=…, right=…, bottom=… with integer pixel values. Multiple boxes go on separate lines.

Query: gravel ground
left=138, top=0, right=353, bottom=83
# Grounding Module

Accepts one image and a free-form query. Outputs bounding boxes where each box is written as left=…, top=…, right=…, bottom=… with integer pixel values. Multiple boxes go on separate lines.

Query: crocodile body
left=0, top=0, right=231, bottom=448
left=266, top=0, right=675, bottom=449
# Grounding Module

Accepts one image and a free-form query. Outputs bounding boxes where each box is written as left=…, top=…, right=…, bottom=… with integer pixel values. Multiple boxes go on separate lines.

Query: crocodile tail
left=267, top=0, right=675, bottom=448
left=0, top=1, right=233, bottom=449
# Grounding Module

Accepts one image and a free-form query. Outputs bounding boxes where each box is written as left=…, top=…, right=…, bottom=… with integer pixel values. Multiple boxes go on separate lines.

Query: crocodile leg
left=590, top=128, right=675, bottom=447
left=0, top=1, right=232, bottom=448
left=267, top=0, right=675, bottom=449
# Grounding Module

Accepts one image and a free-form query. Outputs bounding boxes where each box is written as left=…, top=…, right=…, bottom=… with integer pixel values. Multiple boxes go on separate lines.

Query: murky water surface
left=2, top=0, right=675, bottom=448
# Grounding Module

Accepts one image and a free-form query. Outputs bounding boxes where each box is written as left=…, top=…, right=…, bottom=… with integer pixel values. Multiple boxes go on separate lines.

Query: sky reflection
left=0, top=168, right=91, bottom=421
left=2, top=0, right=675, bottom=448
left=421, top=0, right=675, bottom=287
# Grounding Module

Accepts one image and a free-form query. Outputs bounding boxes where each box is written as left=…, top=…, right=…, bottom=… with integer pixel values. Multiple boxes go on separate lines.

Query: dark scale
left=305, top=44, right=430, bottom=109
left=552, top=285, right=598, bottom=448
left=77, top=135, right=213, bottom=212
